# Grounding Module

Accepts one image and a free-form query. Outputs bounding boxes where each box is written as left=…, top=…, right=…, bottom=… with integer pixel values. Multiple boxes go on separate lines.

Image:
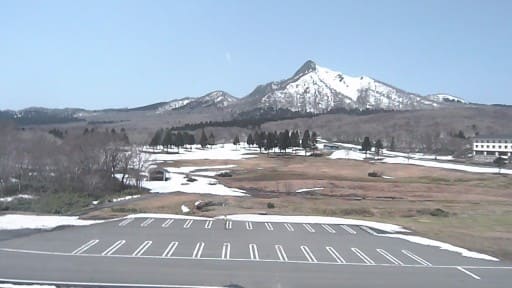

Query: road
left=0, top=216, right=511, bottom=287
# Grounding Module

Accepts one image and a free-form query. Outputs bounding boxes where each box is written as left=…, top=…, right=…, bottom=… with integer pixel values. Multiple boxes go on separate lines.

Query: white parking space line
left=326, top=247, right=345, bottom=263
left=162, top=219, right=174, bottom=228
left=264, top=222, right=274, bottom=231
left=118, top=218, right=133, bottom=226
left=302, top=224, right=315, bottom=232
left=221, top=243, right=231, bottom=260
left=351, top=248, right=375, bottom=264
left=72, top=240, right=99, bottom=255
left=102, top=240, right=126, bottom=256
left=249, top=244, right=259, bottom=260
left=283, top=223, right=294, bottom=231
left=321, top=224, right=336, bottom=233
left=192, top=242, right=205, bottom=258
left=133, top=241, right=152, bottom=256
left=339, top=225, right=356, bottom=234
left=402, top=250, right=432, bottom=266
left=275, top=245, right=288, bottom=262
left=300, top=246, right=317, bottom=262
left=225, top=220, right=232, bottom=230
left=457, top=267, right=481, bottom=280
left=359, top=226, right=379, bottom=235
left=162, top=242, right=178, bottom=257
left=376, top=249, right=403, bottom=265
left=204, top=220, right=213, bottom=229
left=140, top=218, right=154, bottom=227
left=246, top=222, right=253, bottom=230
left=184, top=219, right=194, bottom=228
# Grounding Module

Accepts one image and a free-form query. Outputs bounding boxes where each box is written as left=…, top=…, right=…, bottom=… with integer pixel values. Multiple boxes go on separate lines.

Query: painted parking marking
left=71, top=240, right=99, bottom=255
left=133, top=241, right=152, bottom=256
left=457, top=267, right=481, bottom=280
left=249, top=244, right=259, bottom=260
left=118, top=219, right=133, bottom=226
left=204, top=220, right=212, bottom=229
left=301, top=246, right=317, bottom=263
left=326, top=247, right=345, bottom=263
left=264, top=222, right=274, bottom=231
left=283, top=223, right=294, bottom=231
left=101, top=240, right=125, bottom=256
left=184, top=219, right=194, bottom=228
left=303, top=224, right=315, bottom=232
left=192, top=242, right=205, bottom=258
left=140, top=218, right=154, bottom=227
left=321, top=224, right=336, bottom=233
left=225, top=220, right=232, bottom=230
left=275, top=245, right=288, bottom=262
left=402, top=250, right=432, bottom=266
left=376, top=249, right=403, bottom=265
left=351, top=248, right=375, bottom=264
left=339, top=225, right=356, bottom=234
left=221, top=243, right=230, bottom=260
left=162, top=242, right=178, bottom=257
left=162, top=219, right=174, bottom=228
left=360, top=226, right=379, bottom=236
left=246, top=222, right=253, bottom=230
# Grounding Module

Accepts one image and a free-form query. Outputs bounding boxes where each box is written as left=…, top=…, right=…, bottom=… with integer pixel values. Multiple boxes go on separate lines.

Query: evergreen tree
left=187, top=133, right=196, bottom=146
left=361, top=136, right=372, bottom=157
left=494, top=157, right=507, bottom=174
left=265, top=132, right=273, bottom=155
left=208, top=132, right=215, bottom=147
left=292, top=130, right=301, bottom=147
left=375, top=139, right=384, bottom=157
left=199, top=129, right=208, bottom=148
left=246, top=133, right=254, bottom=147
left=149, top=129, right=164, bottom=147
left=176, top=132, right=184, bottom=152
left=163, top=129, right=174, bottom=151
left=301, top=129, right=311, bottom=156
left=311, top=131, right=318, bottom=150
left=256, top=131, right=265, bottom=153
left=233, top=135, right=240, bottom=147
left=390, top=136, right=396, bottom=151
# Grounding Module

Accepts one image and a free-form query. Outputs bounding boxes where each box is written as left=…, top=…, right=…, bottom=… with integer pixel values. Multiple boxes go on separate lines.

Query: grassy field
left=83, top=155, right=512, bottom=261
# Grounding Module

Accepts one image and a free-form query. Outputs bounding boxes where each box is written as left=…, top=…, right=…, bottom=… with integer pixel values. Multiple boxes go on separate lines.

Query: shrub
left=267, top=202, right=275, bottom=209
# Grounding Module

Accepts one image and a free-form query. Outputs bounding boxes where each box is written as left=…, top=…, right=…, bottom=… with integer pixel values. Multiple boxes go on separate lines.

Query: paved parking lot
left=1, top=217, right=511, bottom=287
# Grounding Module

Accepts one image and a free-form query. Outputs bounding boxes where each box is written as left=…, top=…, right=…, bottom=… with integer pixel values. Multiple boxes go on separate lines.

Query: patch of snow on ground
left=0, top=215, right=104, bottom=230
left=181, top=204, right=190, bottom=213
left=382, top=234, right=499, bottom=261
left=193, top=170, right=230, bottom=177
left=0, top=195, right=34, bottom=202
left=216, top=214, right=408, bottom=233
left=328, top=150, right=367, bottom=160
left=144, top=144, right=257, bottom=161
left=382, top=157, right=512, bottom=174
left=295, top=187, right=324, bottom=193
left=141, top=172, right=247, bottom=196
left=381, top=176, right=394, bottom=179
left=112, top=195, right=141, bottom=202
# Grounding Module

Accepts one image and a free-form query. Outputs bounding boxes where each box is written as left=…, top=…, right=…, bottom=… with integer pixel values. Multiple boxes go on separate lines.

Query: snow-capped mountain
left=236, top=60, right=463, bottom=113
left=156, top=97, right=194, bottom=113
left=154, top=91, right=237, bottom=113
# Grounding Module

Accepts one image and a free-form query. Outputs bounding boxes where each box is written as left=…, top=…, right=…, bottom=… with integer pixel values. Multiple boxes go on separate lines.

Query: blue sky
left=1, top=0, right=511, bottom=110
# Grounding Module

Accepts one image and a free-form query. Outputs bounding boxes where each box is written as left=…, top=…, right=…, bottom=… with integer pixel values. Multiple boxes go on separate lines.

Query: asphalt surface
left=0, top=217, right=511, bottom=287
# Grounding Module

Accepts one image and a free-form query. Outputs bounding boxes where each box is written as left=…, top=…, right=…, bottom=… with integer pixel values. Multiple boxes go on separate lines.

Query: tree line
left=236, top=130, right=318, bottom=155
left=149, top=128, right=216, bottom=150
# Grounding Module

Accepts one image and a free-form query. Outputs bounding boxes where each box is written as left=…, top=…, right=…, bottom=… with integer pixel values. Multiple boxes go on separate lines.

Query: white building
left=473, top=135, right=512, bottom=162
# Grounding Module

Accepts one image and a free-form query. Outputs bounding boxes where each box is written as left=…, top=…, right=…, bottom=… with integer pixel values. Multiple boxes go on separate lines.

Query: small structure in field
left=148, top=167, right=169, bottom=181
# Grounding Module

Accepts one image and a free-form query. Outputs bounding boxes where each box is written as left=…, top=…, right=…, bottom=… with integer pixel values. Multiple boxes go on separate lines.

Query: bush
left=217, top=171, right=232, bottom=177
left=368, top=171, right=382, bottom=177
left=267, top=202, right=275, bottom=209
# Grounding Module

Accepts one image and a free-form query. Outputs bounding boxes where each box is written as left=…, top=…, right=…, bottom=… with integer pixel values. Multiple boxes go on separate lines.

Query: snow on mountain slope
left=156, top=98, right=194, bottom=113
left=240, top=60, right=462, bottom=113
left=178, top=90, right=238, bottom=110
left=424, top=93, right=466, bottom=104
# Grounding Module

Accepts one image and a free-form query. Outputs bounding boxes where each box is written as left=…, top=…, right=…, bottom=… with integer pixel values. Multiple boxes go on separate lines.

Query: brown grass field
left=84, top=154, right=512, bottom=261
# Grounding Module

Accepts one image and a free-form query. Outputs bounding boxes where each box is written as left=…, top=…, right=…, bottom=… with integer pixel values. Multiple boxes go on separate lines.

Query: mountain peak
left=293, top=60, right=317, bottom=77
